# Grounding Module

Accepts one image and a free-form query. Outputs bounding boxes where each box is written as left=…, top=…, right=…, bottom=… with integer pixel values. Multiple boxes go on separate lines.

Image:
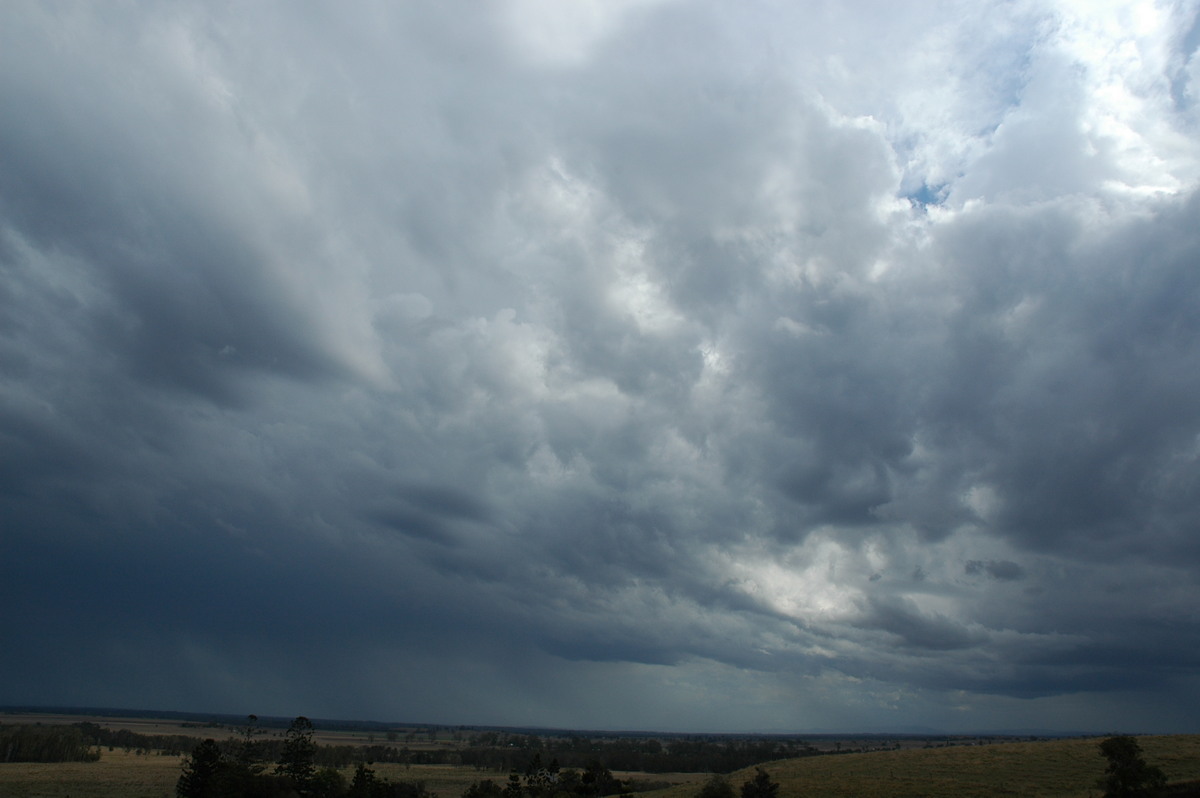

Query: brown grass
left=0, top=713, right=224, bottom=741
left=3, top=717, right=1196, bottom=798
left=644, top=735, right=1200, bottom=798
left=0, top=748, right=185, bottom=798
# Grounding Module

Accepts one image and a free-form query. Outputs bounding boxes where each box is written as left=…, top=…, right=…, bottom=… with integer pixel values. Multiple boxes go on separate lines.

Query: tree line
left=2, top=716, right=820, bottom=776
left=286, top=732, right=818, bottom=774
left=458, top=753, right=635, bottom=798
left=448, top=734, right=819, bottom=774
left=177, top=715, right=438, bottom=798
left=177, top=718, right=653, bottom=798
left=0, top=723, right=100, bottom=763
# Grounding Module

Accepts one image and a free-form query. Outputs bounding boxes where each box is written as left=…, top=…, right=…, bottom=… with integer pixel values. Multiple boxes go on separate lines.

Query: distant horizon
left=0, top=704, right=1156, bottom=740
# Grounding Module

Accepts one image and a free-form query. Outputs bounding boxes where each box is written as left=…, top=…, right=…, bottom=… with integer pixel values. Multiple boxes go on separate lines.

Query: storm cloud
left=3, top=1, right=1200, bottom=733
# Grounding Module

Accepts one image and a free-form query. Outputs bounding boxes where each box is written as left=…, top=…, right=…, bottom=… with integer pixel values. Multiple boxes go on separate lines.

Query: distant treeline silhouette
left=178, top=716, right=438, bottom=798
left=2, top=718, right=823, bottom=774
left=0, top=723, right=100, bottom=762
left=443, top=732, right=820, bottom=774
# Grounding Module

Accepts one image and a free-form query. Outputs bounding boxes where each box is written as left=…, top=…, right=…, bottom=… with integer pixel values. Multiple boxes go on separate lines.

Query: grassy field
left=0, top=711, right=453, bottom=750
left=2, top=728, right=1197, bottom=798
left=0, top=749, right=185, bottom=798
left=645, top=735, right=1200, bottom=798
left=0, top=751, right=693, bottom=798
left=0, top=751, right=491, bottom=798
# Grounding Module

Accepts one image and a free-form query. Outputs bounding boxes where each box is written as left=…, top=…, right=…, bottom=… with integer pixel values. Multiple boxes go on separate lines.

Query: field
left=0, top=748, right=184, bottom=798
left=644, top=734, right=1200, bottom=798
left=0, top=751, right=502, bottom=798
left=2, top=711, right=1199, bottom=798
left=0, top=751, right=697, bottom=798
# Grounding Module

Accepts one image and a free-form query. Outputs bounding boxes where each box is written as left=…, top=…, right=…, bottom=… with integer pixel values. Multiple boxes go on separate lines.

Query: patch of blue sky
left=903, top=181, right=948, bottom=208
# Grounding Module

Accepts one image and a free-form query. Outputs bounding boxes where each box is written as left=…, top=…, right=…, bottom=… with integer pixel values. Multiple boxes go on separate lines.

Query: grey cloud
left=925, top=194, right=1200, bottom=558
left=860, top=597, right=988, bottom=652
left=965, top=560, right=1025, bottom=581
left=2, top=1, right=1200, bottom=733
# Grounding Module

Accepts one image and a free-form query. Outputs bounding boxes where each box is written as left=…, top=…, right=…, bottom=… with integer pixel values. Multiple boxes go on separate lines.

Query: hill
left=645, top=735, right=1200, bottom=798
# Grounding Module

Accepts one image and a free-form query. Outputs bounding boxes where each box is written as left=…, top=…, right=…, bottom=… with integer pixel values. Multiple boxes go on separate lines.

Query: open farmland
left=0, top=751, right=693, bottom=798
left=0, top=748, right=185, bottom=798
left=0, top=711, right=445, bottom=750
left=0, top=750, right=497, bottom=798
left=646, top=734, right=1200, bottom=798
left=4, top=710, right=1199, bottom=798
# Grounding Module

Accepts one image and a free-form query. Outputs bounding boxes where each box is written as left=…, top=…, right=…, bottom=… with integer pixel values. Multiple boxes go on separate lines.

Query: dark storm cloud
left=965, top=560, right=1025, bottom=581
left=860, top=597, right=988, bottom=652
left=3, top=0, right=1200, bottom=732
left=923, top=194, right=1200, bottom=558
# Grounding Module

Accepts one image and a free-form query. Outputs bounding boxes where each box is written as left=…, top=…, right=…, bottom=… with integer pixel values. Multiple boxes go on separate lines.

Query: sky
left=2, top=0, right=1200, bottom=735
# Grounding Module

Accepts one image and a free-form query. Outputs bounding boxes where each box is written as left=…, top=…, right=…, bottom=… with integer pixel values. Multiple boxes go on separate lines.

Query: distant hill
left=643, top=734, right=1200, bottom=798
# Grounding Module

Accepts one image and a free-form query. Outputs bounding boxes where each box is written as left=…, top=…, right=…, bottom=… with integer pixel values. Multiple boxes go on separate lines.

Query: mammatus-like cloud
left=2, top=0, right=1199, bottom=732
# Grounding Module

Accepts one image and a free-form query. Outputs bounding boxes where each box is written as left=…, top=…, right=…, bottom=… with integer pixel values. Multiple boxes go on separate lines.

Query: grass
left=0, top=751, right=508, bottom=798
left=0, top=749, right=185, bottom=798
left=0, top=752, right=598, bottom=798
left=355, top=762, right=512, bottom=797
left=3, top=733, right=1197, bottom=798
left=644, top=735, right=1200, bottom=798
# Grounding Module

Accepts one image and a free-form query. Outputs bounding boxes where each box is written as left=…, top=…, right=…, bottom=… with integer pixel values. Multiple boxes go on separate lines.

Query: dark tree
left=349, top=762, right=378, bottom=798
left=177, top=739, right=226, bottom=798
left=0, top=725, right=98, bottom=763
left=1098, top=736, right=1166, bottom=798
left=233, top=714, right=266, bottom=777
left=374, top=780, right=435, bottom=798
left=696, top=774, right=735, bottom=798
left=277, top=716, right=318, bottom=793
left=740, top=768, right=779, bottom=798
left=503, top=772, right=524, bottom=798
left=464, top=779, right=506, bottom=798
left=580, top=761, right=624, bottom=797
left=311, top=766, right=347, bottom=798
left=523, top=752, right=558, bottom=796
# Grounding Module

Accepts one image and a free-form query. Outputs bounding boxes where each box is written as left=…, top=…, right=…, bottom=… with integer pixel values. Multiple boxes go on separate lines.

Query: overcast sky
left=3, top=0, right=1200, bottom=735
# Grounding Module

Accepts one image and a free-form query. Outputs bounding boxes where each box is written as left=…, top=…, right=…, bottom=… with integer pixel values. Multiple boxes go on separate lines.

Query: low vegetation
left=0, top=723, right=100, bottom=763
left=3, top=711, right=1199, bottom=798
left=647, top=734, right=1200, bottom=798
left=1097, top=735, right=1167, bottom=797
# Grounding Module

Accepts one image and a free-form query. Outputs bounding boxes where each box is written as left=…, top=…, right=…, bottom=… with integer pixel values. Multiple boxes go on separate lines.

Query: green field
left=2, top=733, right=1198, bottom=798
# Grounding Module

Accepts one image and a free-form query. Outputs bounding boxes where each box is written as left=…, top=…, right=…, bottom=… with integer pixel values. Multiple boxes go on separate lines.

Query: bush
left=1098, top=736, right=1167, bottom=798
left=695, top=774, right=734, bottom=798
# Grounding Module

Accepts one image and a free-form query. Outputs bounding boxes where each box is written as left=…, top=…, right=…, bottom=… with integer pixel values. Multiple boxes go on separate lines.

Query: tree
left=503, top=772, right=524, bottom=798
left=232, top=714, right=266, bottom=778
left=740, top=769, right=779, bottom=798
left=310, top=766, right=347, bottom=798
left=464, top=779, right=506, bottom=798
left=0, top=725, right=98, bottom=763
left=277, top=716, right=318, bottom=794
left=1098, top=736, right=1166, bottom=797
left=177, top=739, right=226, bottom=798
left=580, top=761, right=623, bottom=797
left=695, top=774, right=735, bottom=798
left=349, top=762, right=379, bottom=798
left=523, top=753, right=556, bottom=796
